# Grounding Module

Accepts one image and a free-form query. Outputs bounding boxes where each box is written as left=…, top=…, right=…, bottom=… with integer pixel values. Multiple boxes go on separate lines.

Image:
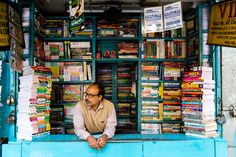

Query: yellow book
left=83, top=61, right=87, bottom=81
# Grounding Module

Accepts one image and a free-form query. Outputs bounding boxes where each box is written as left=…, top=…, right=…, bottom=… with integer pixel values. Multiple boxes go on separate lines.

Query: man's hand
left=86, top=135, right=100, bottom=150
left=97, top=134, right=108, bottom=148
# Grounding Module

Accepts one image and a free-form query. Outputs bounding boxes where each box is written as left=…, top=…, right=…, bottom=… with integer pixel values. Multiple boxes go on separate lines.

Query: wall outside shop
left=222, top=47, right=236, bottom=157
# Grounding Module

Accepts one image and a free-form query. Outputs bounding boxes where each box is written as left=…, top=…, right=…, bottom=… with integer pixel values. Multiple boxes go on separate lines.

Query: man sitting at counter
left=73, top=83, right=117, bottom=150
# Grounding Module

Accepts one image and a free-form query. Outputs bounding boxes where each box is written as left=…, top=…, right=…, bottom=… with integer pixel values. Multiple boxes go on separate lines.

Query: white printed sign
left=163, top=1, right=183, bottom=31
left=144, top=6, right=163, bottom=33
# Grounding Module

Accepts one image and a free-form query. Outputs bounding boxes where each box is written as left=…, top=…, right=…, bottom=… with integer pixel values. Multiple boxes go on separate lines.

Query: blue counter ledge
left=30, top=134, right=212, bottom=142
left=2, top=134, right=227, bottom=157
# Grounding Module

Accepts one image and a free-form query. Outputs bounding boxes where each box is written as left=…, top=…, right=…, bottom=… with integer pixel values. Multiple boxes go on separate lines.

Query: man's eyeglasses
left=84, top=92, right=99, bottom=98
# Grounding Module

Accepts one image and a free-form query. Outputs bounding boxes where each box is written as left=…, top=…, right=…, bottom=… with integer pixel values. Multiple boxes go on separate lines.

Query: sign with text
left=0, top=1, right=10, bottom=50
left=144, top=6, right=163, bottom=33
left=208, top=0, right=236, bottom=47
left=163, top=1, right=183, bottom=31
left=69, top=0, right=85, bottom=36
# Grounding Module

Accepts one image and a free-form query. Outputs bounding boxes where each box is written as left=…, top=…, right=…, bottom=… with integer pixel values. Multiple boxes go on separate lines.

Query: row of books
left=34, top=40, right=92, bottom=60
left=141, top=123, right=182, bottom=134
left=33, top=12, right=93, bottom=38
left=97, top=18, right=138, bottom=38
left=43, top=61, right=92, bottom=82
left=141, top=62, right=184, bottom=81
left=142, top=39, right=186, bottom=59
left=51, top=84, right=84, bottom=103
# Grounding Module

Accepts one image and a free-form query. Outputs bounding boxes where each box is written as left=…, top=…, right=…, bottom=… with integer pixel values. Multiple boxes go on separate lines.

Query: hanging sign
left=0, top=1, right=24, bottom=72
left=69, top=0, right=85, bottom=36
left=144, top=6, right=163, bottom=33
left=8, top=2, right=25, bottom=49
left=208, top=0, right=236, bottom=47
left=163, top=1, right=183, bottom=31
left=0, top=1, right=10, bottom=50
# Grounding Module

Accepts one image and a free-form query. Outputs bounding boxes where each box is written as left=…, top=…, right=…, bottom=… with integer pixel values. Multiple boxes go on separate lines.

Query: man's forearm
left=75, top=128, right=91, bottom=140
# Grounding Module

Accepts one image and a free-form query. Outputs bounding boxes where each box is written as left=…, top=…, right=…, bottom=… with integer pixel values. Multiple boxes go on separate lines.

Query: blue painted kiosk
left=0, top=1, right=228, bottom=157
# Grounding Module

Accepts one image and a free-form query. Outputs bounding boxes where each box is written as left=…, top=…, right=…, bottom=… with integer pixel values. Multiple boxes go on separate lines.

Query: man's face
left=85, top=86, right=102, bottom=107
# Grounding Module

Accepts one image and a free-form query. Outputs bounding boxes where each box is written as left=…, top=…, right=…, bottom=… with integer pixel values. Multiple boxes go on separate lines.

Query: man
left=73, top=83, right=117, bottom=150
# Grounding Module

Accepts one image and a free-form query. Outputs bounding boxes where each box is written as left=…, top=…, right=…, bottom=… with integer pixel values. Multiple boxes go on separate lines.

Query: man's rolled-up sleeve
left=73, top=103, right=90, bottom=140
left=103, top=105, right=117, bottom=139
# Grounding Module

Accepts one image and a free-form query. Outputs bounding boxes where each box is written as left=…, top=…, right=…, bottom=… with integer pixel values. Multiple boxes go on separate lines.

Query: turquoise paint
left=2, top=143, right=21, bottom=157
left=35, top=134, right=202, bottom=142
left=0, top=52, right=16, bottom=140
left=143, top=140, right=215, bottom=157
left=2, top=135, right=227, bottom=157
left=215, top=139, right=228, bottom=157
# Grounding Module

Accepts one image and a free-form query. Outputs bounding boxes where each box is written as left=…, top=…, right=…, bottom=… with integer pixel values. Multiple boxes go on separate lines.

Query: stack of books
left=117, top=42, right=138, bottom=58
left=118, top=18, right=138, bottom=37
left=141, top=62, right=160, bottom=80
left=96, top=66, right=112, bottom=99
left=141, top=101, right=162, bottom=123
left=44, top=42, right=64, bottom=59
left=69, top=42, right=91, bottom=59
left=22, top=7, right=30, bottom=27
left=43, top=19, right=63, bottom=38
left=17, top=66, right=52, bottom=140
left=141, top=123, right=162, bottom=134
left=163, top=62, right=183, bottom=81
left=182, top=66, right=218, bottom=138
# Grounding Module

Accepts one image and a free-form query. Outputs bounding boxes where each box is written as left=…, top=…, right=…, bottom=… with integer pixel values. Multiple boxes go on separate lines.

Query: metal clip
left=7, top=110, right=15, bottom=124
left=229, top=105, right=236, bottom=117
left=6, top=95, right=15, bottom=106
left=216, top=113, right=226, bottom=124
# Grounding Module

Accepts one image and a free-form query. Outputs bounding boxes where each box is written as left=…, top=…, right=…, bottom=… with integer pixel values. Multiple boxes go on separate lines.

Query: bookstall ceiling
left=35, top=0, right=206, bottom=16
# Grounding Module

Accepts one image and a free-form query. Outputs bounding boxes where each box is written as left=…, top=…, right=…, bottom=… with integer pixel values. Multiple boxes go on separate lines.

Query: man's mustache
left=86, top=99, right=91, bottom=104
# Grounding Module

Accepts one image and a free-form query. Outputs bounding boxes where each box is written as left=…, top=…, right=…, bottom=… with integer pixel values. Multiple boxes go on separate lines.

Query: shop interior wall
left=222, top=47, right=236, bottom=157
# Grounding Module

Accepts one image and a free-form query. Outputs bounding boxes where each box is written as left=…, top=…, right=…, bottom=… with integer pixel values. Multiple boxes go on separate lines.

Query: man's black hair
left=89, top=82, right=105, bottom=98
